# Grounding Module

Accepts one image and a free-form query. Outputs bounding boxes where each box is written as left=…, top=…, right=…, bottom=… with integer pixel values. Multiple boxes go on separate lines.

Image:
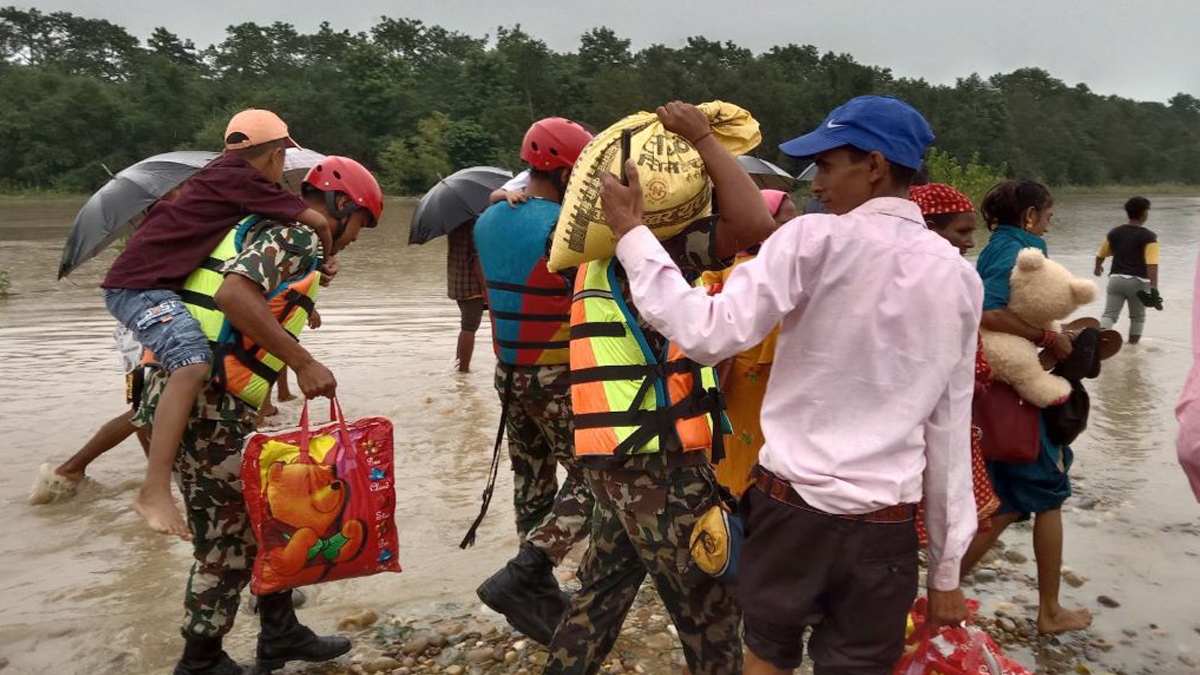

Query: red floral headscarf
left=909, top=183, right=975, bottom=217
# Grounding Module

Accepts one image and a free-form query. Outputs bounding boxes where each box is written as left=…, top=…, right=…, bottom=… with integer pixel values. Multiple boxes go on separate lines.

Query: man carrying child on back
left=101, top=109, right=335, bottom=539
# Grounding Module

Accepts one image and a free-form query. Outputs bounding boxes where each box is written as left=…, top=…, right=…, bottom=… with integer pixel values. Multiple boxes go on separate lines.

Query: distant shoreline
left=1, top=185, right=1193, bottom=204
left=0, top=192, right=424, bottom=204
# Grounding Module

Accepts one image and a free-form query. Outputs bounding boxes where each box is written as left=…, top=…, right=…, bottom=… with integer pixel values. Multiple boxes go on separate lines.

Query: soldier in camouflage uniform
left=543, top=103, right=779, bottom=675
left=471, top=118, right=596, bottom=646
left=498, top=364, right=591, bottom=563
left=134, top=157, right=385, bottom=675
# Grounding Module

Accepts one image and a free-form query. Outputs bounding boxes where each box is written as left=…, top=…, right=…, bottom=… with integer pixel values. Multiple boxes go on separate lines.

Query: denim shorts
left=105, top=288, right=211, bottom=373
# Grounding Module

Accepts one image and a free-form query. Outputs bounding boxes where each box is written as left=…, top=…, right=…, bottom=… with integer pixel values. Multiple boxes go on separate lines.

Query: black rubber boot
left=173, top=636, right=247, bottom=675
left=476, top=543, right=568, bottom=645
left=255, top=591, right=351, bottom=673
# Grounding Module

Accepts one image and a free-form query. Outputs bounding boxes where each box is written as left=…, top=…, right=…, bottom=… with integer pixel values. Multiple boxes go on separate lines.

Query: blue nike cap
left=778, top=95, right=934, bottom=170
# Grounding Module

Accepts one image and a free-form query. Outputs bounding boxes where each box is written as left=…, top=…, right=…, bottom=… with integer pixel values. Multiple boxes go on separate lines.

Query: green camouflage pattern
left=130, top=221, right=319, bottom=638
left=220, top=220, right=323, bottom=295
left=135, top=369, right=257, bottom=638
left=495, top=362, right=593, bottom=566
left=543, top=458, right=742, bottom=675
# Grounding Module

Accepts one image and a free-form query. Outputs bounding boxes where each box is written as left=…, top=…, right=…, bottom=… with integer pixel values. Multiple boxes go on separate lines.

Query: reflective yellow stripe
left=570, top=258, right=717, bottom=455
left=178, top=216, right=320, bottom=409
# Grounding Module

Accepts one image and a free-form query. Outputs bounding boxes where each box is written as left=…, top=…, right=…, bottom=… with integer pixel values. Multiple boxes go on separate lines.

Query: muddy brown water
left=0, top=195, right=1197, bottom=674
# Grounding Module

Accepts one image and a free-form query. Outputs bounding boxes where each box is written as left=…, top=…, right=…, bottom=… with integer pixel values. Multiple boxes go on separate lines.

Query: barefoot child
left=101, top=109, right=333, bottom=539
left=959, top=179, right=1093, bottom=634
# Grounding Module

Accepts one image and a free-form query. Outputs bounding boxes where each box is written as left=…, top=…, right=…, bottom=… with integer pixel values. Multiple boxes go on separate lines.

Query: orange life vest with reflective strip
left=178, top=216, right=320, bottom=410
left=569, top=257, right=725, bottom=457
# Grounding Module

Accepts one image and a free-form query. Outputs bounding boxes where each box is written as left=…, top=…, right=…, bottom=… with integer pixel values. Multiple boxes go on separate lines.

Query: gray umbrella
left=58, top=149, right=326, bottom=279
left=736, top=155, right=797, bottom=191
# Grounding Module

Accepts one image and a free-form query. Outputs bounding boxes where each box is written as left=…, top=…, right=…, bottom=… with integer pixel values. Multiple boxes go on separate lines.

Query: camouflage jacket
left=136, top=220, right=323, bottom=423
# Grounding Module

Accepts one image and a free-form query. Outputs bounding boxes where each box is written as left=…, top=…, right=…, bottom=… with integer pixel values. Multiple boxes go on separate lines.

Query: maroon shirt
left=102, top=154, right=308, bottom=291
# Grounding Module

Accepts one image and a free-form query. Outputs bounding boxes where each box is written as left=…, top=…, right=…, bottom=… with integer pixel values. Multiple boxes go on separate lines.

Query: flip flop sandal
left=1098, top=329, right=1123, bottom=360
left=28, top=462, right=82, bottom=505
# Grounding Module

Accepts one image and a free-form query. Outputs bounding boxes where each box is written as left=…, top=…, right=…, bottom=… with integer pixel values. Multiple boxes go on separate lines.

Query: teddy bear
left=981, top=248, right=1096, bottom=408
left=263, top=460, right=366, bottom=589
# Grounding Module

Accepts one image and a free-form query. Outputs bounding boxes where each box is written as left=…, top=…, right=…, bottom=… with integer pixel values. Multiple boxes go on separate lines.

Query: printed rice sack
left=548, top=100, right=761, bottom=272
left=242, top=400, right=400, bottom=595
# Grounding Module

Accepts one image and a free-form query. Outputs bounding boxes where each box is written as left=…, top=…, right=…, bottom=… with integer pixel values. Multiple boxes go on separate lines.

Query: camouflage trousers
left=496, top=363, right=593, bottom=565
left=174, top=417, right=258, bottom=638
left=135, top=376, right=258, bottom=640
left=543, top=455, right=743, bottom=675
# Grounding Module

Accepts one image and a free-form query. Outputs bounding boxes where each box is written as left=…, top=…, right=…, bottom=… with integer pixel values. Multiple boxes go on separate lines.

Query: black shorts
left=456, top=298, right=485, bottom=332
left=737, top=484, right=919, bottom=673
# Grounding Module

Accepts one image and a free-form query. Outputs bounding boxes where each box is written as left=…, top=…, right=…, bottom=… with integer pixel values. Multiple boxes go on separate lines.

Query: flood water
left=0, top=194, right=1197, bottom=674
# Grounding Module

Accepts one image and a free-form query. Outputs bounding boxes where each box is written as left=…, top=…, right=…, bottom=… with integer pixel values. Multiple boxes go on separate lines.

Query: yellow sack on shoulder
left=548, top=101, right=761, bottom=272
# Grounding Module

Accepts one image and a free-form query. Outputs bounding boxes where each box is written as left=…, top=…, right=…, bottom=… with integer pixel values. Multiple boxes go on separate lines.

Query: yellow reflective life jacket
left=179, top=215, right=320, bottom=410
left=569, top=257, right=725, bottom=458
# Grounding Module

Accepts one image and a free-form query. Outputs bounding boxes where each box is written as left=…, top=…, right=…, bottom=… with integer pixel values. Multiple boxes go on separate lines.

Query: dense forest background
left=2, top=7, right=1199, bottom=195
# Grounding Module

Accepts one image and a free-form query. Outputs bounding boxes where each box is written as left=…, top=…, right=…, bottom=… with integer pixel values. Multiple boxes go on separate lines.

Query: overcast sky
left=18, top=0, right=1200, bottom=102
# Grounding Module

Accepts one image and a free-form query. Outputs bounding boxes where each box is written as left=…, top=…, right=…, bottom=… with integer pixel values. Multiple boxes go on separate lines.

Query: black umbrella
left=58, top=149, right=326, bottom=279
left=408, top=166, right=514, bottom=245
left=736, top=155, right=797, bottom=191
left=59, top=151, right=216, bottom=279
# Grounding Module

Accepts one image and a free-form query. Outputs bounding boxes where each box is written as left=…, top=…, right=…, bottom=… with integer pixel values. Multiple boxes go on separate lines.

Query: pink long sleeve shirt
left=1176, top=250, right=1200, bottom=501
left=614, top=197, right=982, bottom=591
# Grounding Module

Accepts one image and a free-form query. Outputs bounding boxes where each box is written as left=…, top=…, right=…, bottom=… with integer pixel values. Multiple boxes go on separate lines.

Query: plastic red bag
left=894, top=597, right=1033, bottom=675
left=242, top=399, right=401, bottom=595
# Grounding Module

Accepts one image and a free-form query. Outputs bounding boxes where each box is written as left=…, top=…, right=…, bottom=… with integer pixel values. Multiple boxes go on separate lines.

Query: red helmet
left=303, top=156, right=384, bottom=226
left=520, top=118, right=593, bottom=172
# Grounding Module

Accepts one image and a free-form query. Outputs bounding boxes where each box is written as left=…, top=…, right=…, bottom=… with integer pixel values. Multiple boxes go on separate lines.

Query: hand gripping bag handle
left=297, top=397, right=354, bottom=464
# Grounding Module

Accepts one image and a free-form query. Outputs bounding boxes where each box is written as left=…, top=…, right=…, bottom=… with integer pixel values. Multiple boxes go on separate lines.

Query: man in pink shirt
left=600, top=96, right=980, bottom=675
left=1177, top=250, right=1200, bottom=501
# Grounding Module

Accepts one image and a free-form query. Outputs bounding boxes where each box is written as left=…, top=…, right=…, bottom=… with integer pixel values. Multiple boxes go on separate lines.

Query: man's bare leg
left=57, top=410, right=138, bottom=479
left=457, top=330, right=476, bottom=373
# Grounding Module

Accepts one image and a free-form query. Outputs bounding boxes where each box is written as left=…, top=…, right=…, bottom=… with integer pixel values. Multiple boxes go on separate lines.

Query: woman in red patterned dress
left=910, top=183, right=1000, bottom=543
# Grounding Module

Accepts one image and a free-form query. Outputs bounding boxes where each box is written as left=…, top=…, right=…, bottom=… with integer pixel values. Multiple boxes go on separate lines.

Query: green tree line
left=2, top=7, right=1198, bottom=195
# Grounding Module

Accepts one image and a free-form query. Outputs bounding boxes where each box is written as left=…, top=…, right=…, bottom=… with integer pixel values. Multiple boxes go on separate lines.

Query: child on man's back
left=101, top=109, right=333, bottom=539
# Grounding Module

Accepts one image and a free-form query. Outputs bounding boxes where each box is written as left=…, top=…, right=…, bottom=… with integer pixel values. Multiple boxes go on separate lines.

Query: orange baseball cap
left=223, top=109, right=300, bottom=150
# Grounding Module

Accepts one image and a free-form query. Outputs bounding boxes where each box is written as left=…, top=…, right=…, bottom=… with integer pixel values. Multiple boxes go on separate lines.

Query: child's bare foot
left=277, top=392, right=297, bottom=403
left=1037, top=605, right=1092, bottom=634
left=132, top=488, right=192, bottom=540
left=260, top=402, right=280, bottom=417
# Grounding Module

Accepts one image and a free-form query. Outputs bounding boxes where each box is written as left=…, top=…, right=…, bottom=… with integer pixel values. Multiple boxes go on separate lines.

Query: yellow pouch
left=689, top=501, right=743, bottom=581
left=548, top=100, right=761, bottom=272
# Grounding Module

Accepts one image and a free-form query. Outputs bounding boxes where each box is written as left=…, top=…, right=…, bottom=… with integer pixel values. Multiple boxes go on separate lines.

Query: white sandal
left=28, top=462, right=82, bottom=505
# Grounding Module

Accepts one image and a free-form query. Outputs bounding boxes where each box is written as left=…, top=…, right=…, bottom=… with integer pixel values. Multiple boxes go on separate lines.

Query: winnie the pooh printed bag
left=242, top=399, right=400, bottom=595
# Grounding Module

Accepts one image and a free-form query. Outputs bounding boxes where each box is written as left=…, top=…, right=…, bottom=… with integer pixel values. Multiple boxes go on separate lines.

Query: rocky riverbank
left=310, top=579, right=724, bottom=675
left=272, top=528, right=1199, bottom=675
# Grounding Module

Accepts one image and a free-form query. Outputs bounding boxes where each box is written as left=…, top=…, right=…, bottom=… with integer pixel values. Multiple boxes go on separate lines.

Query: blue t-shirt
left=976, top=225, right=1048, bottom=311
left=975, top=224, right=1066, bottom=461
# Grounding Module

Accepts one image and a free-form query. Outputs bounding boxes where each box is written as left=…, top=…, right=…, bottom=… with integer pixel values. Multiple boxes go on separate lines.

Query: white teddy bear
left=981, top=248, right=1096, bottom=408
